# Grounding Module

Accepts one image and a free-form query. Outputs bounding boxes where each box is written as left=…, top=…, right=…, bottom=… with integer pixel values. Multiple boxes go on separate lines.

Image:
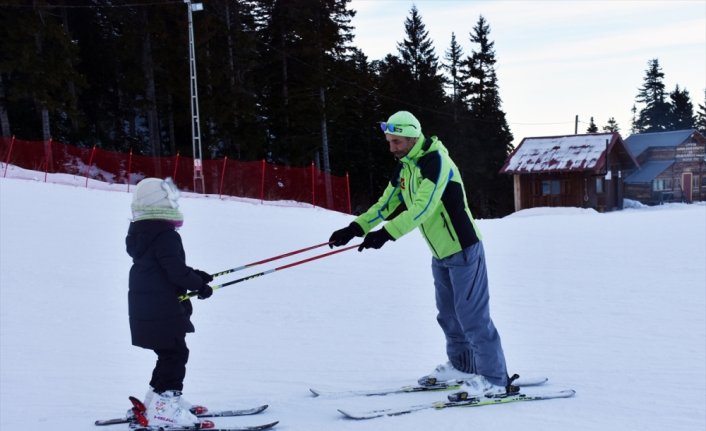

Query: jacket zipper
left=440, top=212, right=456, bottom=242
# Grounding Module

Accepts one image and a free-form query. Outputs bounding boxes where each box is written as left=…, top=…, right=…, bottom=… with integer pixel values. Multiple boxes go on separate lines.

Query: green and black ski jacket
left=354, top=134, right=482, bottom=259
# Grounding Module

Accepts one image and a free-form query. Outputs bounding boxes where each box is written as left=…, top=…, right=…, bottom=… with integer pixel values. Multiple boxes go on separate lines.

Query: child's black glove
left=197, top=284, right=213, bottom=299
left=194, top=269, right=213, bottom=283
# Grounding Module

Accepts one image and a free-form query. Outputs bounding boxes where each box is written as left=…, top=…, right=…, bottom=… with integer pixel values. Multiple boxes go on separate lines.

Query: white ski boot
left=417, top=361, right=477, bottom=386
left=145, top=390, right=199, bottom=428
left=448, top=374, right=512, bottom=402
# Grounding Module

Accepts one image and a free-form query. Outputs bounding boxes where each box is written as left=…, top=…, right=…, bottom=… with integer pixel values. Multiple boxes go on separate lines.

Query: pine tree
left=667, top=85, right=696, bottom=130
left=328, top=48, right=390, bottom=212
left=194, top=0, right=264, bottom=160
left=460, top=16, right=496, bottom=111
left=602, top=117, right=620, bottom=133
left=441, top=32, right=469, bottom=165
left=0, top=2, right=85, bottom=144
left=634, top=58, right=671, bottom=132
left=443, top=33, right=464, bottom=124
left=255, top=0, right=356, bottom=167
left=586, top=117, right=598, bottom=133
left=630, top=104, right=638, bottom=134
left=459, top=15, right=514, bottom=217
left=397, top=6, right=438, bottom=83
left=696, top=90, right=706, bottom=134
left=393, top=5, right=447, bottom=132
left=0, top=74, right=9, bottom=136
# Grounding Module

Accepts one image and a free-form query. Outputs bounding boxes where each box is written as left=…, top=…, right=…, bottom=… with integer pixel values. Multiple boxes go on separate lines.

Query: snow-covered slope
left=1, top=170, right=704, bottom=431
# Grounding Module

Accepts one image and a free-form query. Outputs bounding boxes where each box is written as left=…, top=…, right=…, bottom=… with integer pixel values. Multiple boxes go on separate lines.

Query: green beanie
left=381, top=111, right=422, bottom=138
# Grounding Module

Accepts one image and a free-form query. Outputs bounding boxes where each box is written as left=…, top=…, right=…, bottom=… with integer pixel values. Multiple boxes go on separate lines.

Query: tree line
left=1, top=1, right=704, bottom=217
left=585, top=58, right=706, bottom=134
left=630, top=58, right=705, bottom=134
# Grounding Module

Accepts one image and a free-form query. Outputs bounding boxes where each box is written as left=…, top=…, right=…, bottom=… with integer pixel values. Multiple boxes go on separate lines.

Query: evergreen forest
left=1, top=1, right=704, bottom=216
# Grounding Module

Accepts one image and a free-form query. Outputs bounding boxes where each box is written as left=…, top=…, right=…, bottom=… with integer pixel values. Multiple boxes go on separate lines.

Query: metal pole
left=185, top=1, right=204, bottom=193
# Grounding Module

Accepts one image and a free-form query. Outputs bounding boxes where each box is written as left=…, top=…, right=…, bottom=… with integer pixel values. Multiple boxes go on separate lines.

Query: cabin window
left=596, top=178, right=604, bottom=194
left=541, top=180, right=561, bottom=195
left=652, top=179, right=672, bottom=191
left=693, top=175, right=699, bottom=188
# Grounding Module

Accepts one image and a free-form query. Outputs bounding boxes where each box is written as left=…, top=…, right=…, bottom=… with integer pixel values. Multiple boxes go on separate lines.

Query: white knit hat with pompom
left=131, top=177, right=184, bottom=226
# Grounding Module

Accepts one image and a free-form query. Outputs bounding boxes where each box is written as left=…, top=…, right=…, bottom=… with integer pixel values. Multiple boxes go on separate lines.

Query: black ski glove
left=358, top=228, right=393, bottom=251
left=194, top=269, right=213, bottom=283
left=329, top=222, right=363, bottom=248
left=197, top=284, right=213, bottom=300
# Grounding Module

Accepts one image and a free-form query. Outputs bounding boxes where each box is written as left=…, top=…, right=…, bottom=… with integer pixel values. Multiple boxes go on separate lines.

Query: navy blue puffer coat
left=126, top=220, right=204, bottom=349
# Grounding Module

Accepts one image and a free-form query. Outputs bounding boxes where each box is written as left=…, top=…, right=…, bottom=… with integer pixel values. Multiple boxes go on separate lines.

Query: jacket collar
left=401, top=133, right=427, bottom=163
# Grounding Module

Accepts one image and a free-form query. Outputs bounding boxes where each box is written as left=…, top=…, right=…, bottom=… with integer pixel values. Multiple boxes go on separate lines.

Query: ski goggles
left=380, top=122, right=417, bottom=133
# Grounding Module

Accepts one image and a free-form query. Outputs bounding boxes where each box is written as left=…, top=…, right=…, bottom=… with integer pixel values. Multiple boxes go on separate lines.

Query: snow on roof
left=502, top=133, right=613, bottom=174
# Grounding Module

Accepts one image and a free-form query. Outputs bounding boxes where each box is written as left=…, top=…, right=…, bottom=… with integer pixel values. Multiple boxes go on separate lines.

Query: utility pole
left=185, top=1, right=204, bottom=193
left=574, top=115, right=578, bottom=134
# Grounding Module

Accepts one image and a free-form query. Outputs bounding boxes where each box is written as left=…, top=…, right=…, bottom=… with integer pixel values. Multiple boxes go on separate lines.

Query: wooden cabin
left=623, top=129, right=706, bottom=204
left=499, top=133, right=639, bottom=212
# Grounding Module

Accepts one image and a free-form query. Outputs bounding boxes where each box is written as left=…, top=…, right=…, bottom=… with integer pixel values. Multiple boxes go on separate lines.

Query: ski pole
left=209, top=241, right=333, bottom=278
left=180, top=243, right=360, bottom=301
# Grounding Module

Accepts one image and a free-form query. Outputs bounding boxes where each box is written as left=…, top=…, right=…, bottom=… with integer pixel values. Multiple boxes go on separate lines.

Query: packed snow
left=1, top=166, right=704, bottom=431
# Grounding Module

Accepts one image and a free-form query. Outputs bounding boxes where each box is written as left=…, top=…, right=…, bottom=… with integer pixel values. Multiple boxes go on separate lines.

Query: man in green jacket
left=328, top=111, right=511, bottom=398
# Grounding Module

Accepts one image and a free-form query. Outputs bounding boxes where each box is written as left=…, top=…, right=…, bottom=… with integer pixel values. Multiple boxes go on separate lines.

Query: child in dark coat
left=126, top=177, right=213, bottom=428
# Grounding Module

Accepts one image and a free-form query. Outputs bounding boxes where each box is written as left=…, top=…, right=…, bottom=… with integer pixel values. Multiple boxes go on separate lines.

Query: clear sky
left=348, top=0, right=706, bottom=146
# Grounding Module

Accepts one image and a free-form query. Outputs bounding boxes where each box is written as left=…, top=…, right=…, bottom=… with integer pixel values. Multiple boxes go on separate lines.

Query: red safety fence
left=0, top=136, right=351, bottom=214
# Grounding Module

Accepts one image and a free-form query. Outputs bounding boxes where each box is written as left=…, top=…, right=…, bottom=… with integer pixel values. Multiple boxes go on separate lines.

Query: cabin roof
left=624, top=129, right=698, bottom=157
left=500, top=133, right=631, bottom=174
left=624, top=160, right=674, bottom=184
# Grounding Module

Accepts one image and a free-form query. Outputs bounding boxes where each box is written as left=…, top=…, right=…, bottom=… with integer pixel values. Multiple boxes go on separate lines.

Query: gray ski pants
left=431, top=241, right=508, bottom=386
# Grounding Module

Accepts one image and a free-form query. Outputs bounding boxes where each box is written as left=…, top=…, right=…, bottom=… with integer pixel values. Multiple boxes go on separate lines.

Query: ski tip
left=337, top=409, right=357, bottom=419
left=338, top=409, right=377, bottom=420
left=239, top=404, right=270, bottom=414
left=309, top=388, right=321, bottom=397
left=94, top=417, right=130, bottom=426
left=257, top=420, right=280, bottom=430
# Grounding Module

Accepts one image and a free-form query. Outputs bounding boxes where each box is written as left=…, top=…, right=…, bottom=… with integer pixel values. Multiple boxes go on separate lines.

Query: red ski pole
left=210, top=241, right=333, bottom=278
left=180, top=243, right=360, bottom=301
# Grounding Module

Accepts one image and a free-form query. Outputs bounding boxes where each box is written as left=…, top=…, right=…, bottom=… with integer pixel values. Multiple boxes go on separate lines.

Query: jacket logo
left=400, top=178, right=406, bottom=190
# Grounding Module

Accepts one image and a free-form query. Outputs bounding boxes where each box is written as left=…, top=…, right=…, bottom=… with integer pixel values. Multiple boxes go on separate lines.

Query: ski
left=128, top=421, right=279, bottom=431
left=95, top=405, right=269, bottom=426
left=310, top=375, right=548, bottom=398
left=338, top=389, right=576, bottom=420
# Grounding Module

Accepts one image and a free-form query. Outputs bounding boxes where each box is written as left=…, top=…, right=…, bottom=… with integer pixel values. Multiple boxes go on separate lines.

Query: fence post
left=260, top=159, right=265, bottom=203
left=2, top=135, right=15, bottom=178
left=311, top=161, right=316, bottom=208
left=127, top=148, right=133, bottom=193
left=44, top=136, right=54, bottom=173
left=173, top=152, right=180, bottom=183
left=43, top=157, right=48, bottom=183
left=219, top=156, right=227, bottom=199
left=84, top=144, right=97, bottom=188
left=346, top=171, right=351, bottom=214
